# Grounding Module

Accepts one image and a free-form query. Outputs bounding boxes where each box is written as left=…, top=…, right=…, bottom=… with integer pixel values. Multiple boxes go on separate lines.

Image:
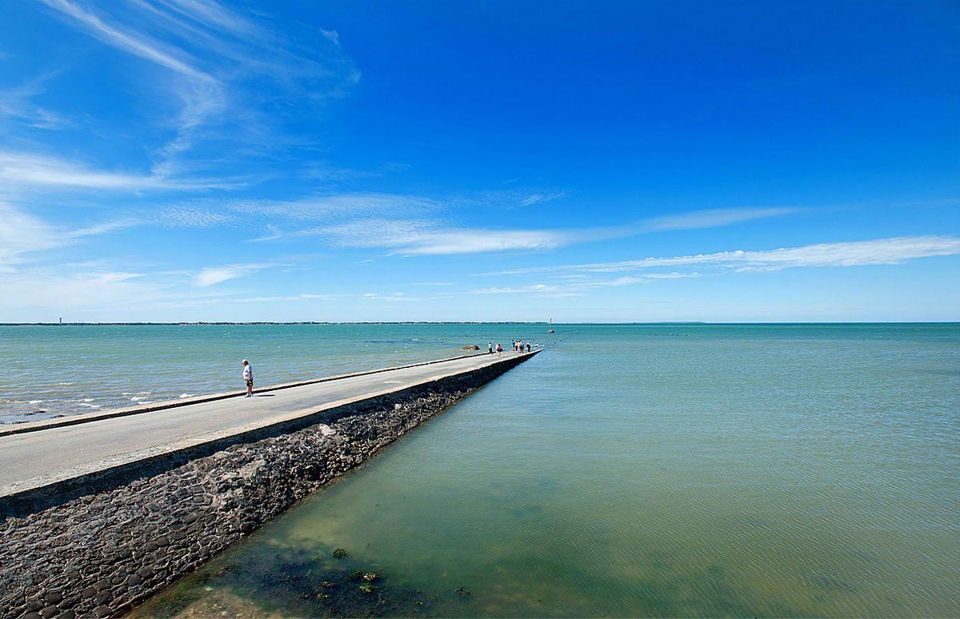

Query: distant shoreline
left=1, top=321, right=957, bottom=327
left=1, top=321, right=552, bottom=326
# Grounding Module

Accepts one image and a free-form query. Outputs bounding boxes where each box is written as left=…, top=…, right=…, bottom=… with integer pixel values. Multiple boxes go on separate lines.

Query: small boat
left=547, top=319, right=554, bottom=334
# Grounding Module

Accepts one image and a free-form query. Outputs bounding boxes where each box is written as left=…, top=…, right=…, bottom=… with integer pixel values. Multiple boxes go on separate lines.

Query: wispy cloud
left=36, top=0, right=359, bottom=176
left=292, top=206, right=797, bottom=256
left=193, top=262, right=278, bottom=286
left=0, top=75, right=76, bottom=130
left=0, top=151, right=225, bottom=192
left=154, top=0, right=260, bottom=37
left=0, top=269, right=154, bottom=313
left=69, top=218, right=143, bottom=239
left=156, top=193, right=796, bottom=256
left=238, top=193, right=440, bottom=221
left=159, top=207, right=234, bottom=227
left=498, top=236, right=960, bottom=275
left=39, top=0, right=210, bottom=79
left=39, top=0, right=225, bottom=172
left=312, top=219, right=574, bottom=255
left=471, top=272, right=702, bottom=297
left=519, top=191, right=566, bottom=207
left=642, top=207, right=797, bottom=231
left=0, top=202, right=139, bottom=271
left=0, top=203, right=61, bottom=271
left=472, top=284, right=566, bottom=295
left=231, top=293, right=345, bottom=303
left=299, top=161, right=376, bottom=182
left=158, top=192, right=440, bottom=237
left=361, top=291, right=455, bottom=303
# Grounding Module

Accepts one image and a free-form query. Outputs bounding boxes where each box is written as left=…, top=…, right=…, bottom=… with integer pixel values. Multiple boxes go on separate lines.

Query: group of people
left=244, top=337, right=534, bottom=394
left=486, top=340, right=532, bottom=356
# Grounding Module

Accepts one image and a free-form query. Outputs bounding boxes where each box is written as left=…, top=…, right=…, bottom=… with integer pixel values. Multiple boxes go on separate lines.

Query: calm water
left=5, top=324, right=959, bottom=617
left=0, top=323, right=525, bottom=424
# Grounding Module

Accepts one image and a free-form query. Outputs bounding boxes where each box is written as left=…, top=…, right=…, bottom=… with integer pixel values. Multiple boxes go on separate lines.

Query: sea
left=3, top=323, right=959, bottom=617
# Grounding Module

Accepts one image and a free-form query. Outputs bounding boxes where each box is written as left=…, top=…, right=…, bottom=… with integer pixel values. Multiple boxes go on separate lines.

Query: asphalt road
left=0, top=351, right=531, bottom=499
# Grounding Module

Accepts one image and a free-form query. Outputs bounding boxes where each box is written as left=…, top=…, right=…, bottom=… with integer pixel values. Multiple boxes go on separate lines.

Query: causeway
left=0, top=350, right=534, bottom=501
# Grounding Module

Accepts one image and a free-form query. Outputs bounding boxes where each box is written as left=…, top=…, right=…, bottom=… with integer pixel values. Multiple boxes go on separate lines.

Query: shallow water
left=0, top=323, right=527, bottom=424
left=129, top=323, right=960, bottom=617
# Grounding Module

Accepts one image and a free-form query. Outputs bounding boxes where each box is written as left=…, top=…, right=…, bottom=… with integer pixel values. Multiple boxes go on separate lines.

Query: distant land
left=4, top=321, right=957, bottom=327
left=0, top=321, right=555, bottom=326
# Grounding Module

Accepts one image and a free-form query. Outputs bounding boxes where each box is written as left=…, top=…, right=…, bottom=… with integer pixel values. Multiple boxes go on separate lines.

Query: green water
left=69, top=324, right=960, bottom=616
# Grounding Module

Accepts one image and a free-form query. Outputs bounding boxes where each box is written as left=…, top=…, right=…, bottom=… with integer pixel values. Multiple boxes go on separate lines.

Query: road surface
left=0, top=350, right=535, bottom=499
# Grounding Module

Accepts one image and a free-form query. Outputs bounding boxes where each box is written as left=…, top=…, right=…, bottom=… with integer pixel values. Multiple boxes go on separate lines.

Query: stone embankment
left=0, top=355, right=531, bottom=619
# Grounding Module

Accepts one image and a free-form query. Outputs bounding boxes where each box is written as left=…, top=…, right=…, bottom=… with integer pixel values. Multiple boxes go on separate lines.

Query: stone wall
left=0, top=355, right=532, bottom=619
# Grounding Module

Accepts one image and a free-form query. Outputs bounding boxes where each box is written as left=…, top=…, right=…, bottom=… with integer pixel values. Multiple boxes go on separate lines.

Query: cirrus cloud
left=497, top=235, right=960, bottom=276
left=193, top=262, right=278, bottom=287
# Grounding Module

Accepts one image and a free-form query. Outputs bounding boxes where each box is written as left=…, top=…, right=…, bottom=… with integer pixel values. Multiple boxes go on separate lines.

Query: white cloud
left=30, top=108, right=75, bottom=130
left=361, top=291, right=455, bottom=303
left=39, top=0, right=210, bottom=79
left=0, top=151, right=222, bottom=192
left=470, top=272, right=702, bottom=297
left=193, top=262, right=277, bottom=287
left=298, top=205, right=796, bottom=256
left=473, top=284, right=561, bottom=295
left=154, top=0, right=260, bottom=37
left=69, top=218, right=143, bottom=239
left=499, top=236, right=960, bottom=275
left=0, top=203, right=61, bottom=270
left=519, top=191, right=566, bottom=207
left=40, top=0, right=225, bottom=171
left=313, top=219, right=573, bottom=255
left=642, top=207, right=796, bottom=231
left=0, top=76, right=76, bottom=130
left=160, top=196, right=798, bottom=256
left=0, top=202, right=139, bottom=271
left=159, top=207, right=234, bottom=227
left=36, top=0, right=359, bottom=176
left=231, top=293, right=344, bottom=303
left=0, top=268, right=157, bottom=319
left=158, top=193, right=441, bottom=238
left=237, top=193, right=440, bottom=221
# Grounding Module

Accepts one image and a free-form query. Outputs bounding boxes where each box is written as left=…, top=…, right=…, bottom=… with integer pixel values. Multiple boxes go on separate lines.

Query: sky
left=1, top=0, right=958, bottom=323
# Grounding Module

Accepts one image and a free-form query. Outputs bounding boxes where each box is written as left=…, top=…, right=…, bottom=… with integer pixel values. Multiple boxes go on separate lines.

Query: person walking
left=242, top=359, right=254, bottom=397
left=496, top=343, right=502, bottom=357
left=488, top=341, right=493, bottom=354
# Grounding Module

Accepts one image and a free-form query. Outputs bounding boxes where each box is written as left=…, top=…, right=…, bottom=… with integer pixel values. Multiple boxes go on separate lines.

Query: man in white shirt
left=242, top=359, right=253, bottom=397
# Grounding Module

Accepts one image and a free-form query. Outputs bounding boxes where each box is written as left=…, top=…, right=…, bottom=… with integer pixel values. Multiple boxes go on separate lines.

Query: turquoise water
left=0, top=324, right=532, bottom=424
left=5, top=324, right=959, bottom=616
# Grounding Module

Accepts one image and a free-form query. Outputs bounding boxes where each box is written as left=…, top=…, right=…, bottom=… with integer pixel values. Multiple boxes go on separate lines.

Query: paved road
left=0, top=351, right=533, bottom=499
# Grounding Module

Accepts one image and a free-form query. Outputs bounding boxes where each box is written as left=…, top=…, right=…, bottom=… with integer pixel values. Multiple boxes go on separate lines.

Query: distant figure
left=488, top=341, right=493, bottom=354
left=242, top=359, right=253, bottom=397
left=526, top=342, right=531, bottom=352
left=496, top=343, right=502, bottom=357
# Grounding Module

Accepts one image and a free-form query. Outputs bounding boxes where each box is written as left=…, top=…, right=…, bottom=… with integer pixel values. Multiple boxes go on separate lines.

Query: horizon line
left=1, top=321, right=958, bottom=327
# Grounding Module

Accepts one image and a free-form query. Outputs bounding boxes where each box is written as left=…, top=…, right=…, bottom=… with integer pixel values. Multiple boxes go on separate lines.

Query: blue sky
left=1, top=0, right=958, bottom=322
